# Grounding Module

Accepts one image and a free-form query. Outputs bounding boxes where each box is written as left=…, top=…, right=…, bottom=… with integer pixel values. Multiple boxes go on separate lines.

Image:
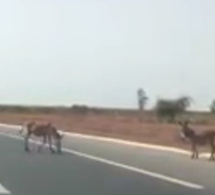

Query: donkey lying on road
left=178, top=120, right=215, bottom=160
left=20, top=121, right=63, bottom=153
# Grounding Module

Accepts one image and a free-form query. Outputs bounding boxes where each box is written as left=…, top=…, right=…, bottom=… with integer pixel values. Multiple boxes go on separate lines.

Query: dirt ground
left=0, top=112, right=214, bottom=151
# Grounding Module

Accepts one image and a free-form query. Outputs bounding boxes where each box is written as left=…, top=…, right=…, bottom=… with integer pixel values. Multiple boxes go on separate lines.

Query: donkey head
left=20, top=121, right=36, bottom=134
left=178, top=120, right=195, bottom=139
left=178, top=120, right=189, bottom=128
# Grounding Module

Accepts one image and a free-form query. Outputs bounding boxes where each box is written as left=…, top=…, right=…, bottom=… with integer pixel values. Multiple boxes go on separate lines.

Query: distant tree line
left=1, top=89, right=215, bottom=124
left=136, top=88, right=215, bottom=123
left=155, top=96, right=191, bottom=123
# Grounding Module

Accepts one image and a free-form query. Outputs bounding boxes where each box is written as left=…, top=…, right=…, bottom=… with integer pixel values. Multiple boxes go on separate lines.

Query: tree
left=137, top=88, right=148, bottom=121
left=210, top=99, right=215, bottom=113
left=155, top=96, right=191, bottom=123
left=71, top=104, right=89, bottom=114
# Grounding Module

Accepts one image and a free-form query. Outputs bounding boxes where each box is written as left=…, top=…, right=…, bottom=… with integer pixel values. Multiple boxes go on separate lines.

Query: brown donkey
left=178, top=120, right=215, bottom=160
left=20, top=121, right=63, bottom=154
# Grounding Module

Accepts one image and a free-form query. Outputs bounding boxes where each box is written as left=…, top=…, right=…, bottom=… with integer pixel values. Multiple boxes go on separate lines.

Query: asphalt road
left=0, top=127, right=214, bottom=195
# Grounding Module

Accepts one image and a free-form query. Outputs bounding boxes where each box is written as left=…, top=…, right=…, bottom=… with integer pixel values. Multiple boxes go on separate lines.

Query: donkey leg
left=196, top=150, right=199, bottom=159
left=193, top=148, right=198, bottom=159
left=191, top=143, right=199, bottom=159
left=209, top=153, right=212, bottom=161
left=194, top=144, right=199, bottom=159
left=48, top=135, right=55, bottom=153
left=191, top=142, right=196, bottom=159
left=24, top=133, right=30, bottom=152
left=209, top=152, right=215, bottom=161
left=212, top=141, right=215, bottom=161
left=194, top=145, right=199, bottom=159
left=209, top=147, right=213, bottom=161
left=56, top=139, right=62, bottom=154
left=195, top=145, right=199, bottom=159
left=191, top=153, right=195, bottom=159
left=208, top=140, right=215, bottom=161
left=38, top=136, right=46, bottom=153
left=211, top=146, right=215, bottom=161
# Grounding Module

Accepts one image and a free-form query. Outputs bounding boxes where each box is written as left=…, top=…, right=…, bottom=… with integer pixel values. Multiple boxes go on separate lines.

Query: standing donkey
left=20, top=121, right=63, bottom=154
left=178, top=120, right=215, bottom=160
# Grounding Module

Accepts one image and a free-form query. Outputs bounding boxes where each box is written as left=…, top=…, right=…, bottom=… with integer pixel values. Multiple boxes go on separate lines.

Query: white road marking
left=0, top=132, right=204, bottom=190
left=0, top=183, right=10, bottom=194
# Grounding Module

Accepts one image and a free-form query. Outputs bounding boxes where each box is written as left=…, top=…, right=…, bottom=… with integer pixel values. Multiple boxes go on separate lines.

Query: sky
left=0, top=0, right=214, bottom=111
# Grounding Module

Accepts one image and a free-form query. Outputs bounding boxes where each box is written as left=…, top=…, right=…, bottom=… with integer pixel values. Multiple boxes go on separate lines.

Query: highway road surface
left=0, top=126, right=214, bottom=195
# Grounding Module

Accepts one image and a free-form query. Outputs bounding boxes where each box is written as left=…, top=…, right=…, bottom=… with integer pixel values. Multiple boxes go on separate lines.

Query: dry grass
left=0, top=111, right=215, bottom=151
